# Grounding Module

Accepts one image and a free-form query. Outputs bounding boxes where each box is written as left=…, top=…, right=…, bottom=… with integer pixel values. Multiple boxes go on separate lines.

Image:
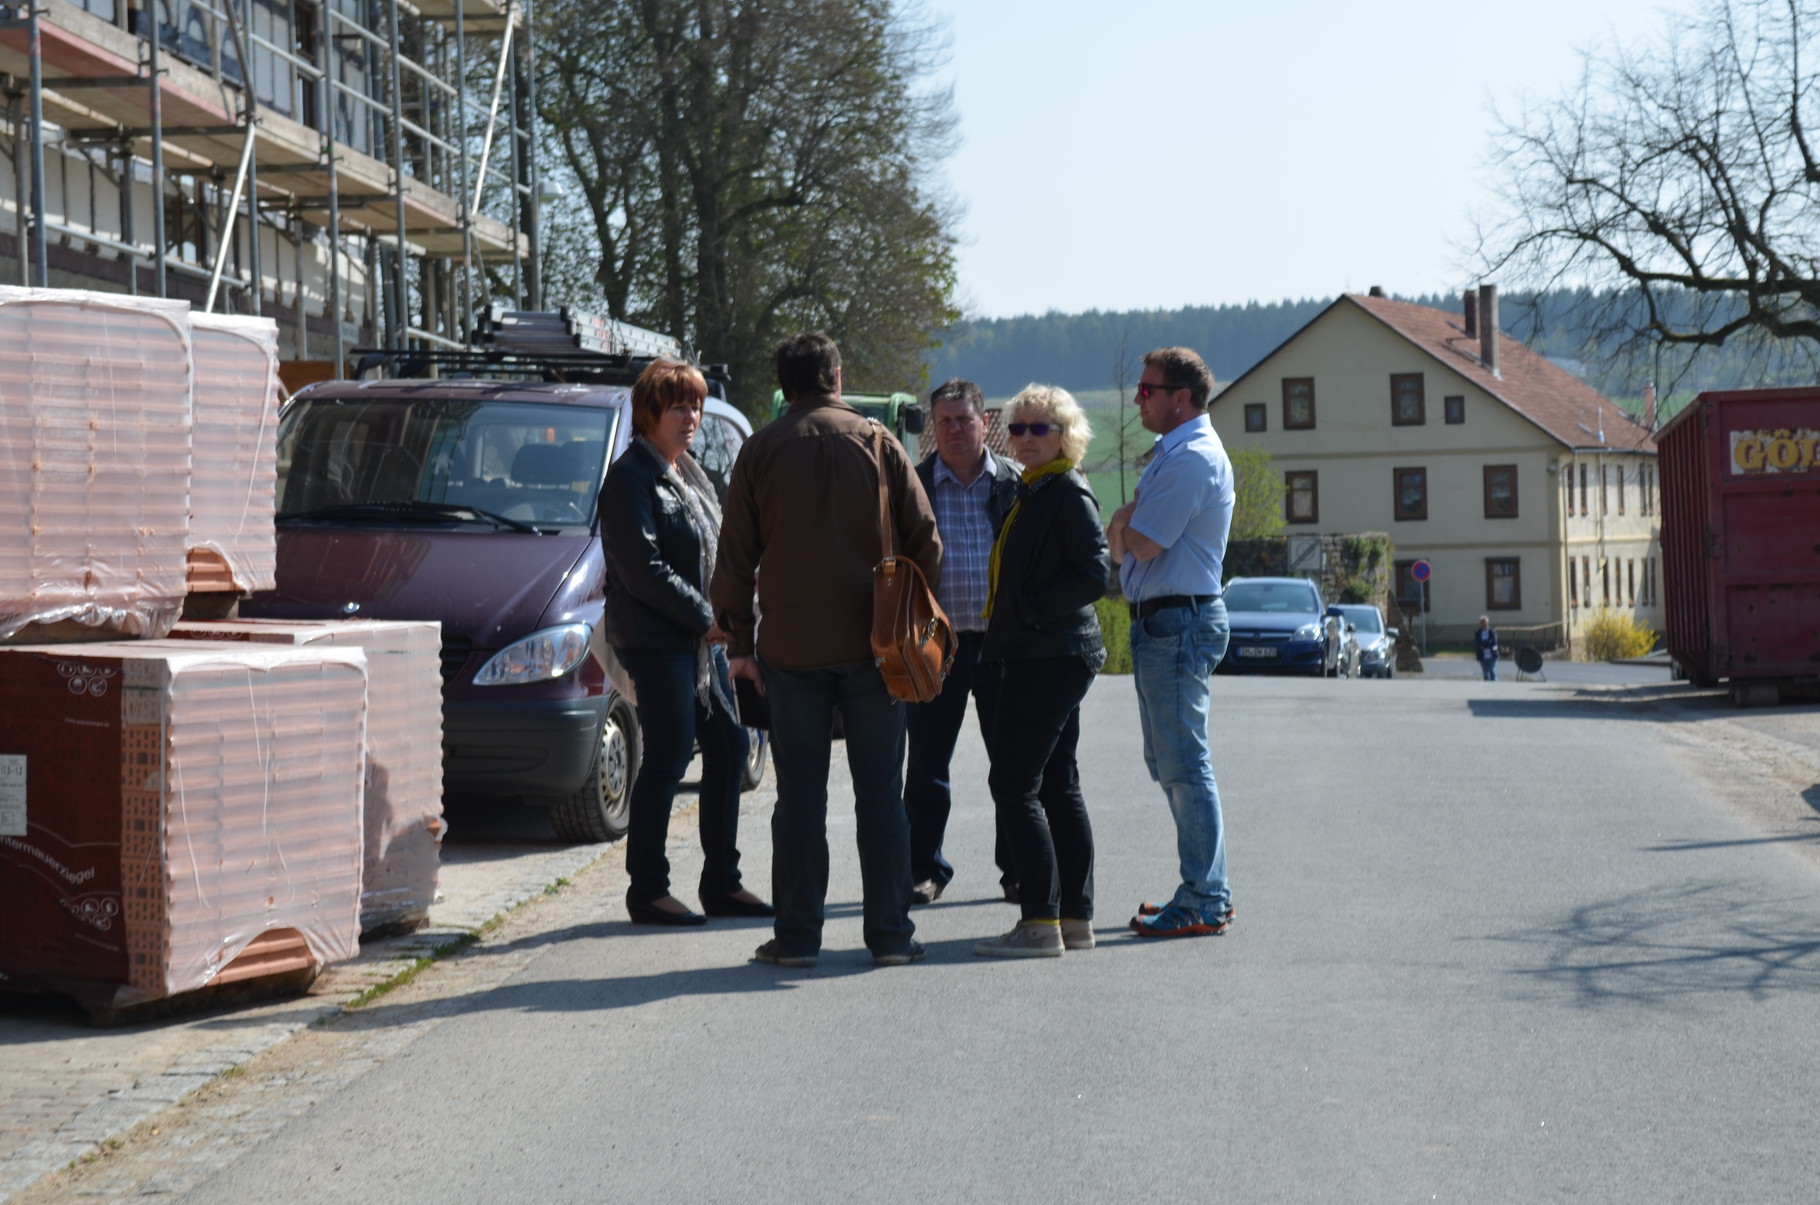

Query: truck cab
left=769, top=388, right=925, bottom=442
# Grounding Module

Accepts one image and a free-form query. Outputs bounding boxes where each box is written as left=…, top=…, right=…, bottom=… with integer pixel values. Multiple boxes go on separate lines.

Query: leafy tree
left=1228, top=444, right=1283, bottom=541
left=537, top=0, right=960, bottom=417
left=1478, top=0, right=1820, bottom=383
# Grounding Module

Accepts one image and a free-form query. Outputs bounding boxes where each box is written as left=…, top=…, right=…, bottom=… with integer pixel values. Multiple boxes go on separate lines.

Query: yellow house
left=1210, top=288, right=1660, bottom=648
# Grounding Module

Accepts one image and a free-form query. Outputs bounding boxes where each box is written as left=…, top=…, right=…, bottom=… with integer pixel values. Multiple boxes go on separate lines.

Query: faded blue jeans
left=1130, top=597, right=1231, bottom=917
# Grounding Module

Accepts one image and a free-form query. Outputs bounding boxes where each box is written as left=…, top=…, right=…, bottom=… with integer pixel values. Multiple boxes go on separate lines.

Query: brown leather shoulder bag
left=869, top=423, right=956, bottom=702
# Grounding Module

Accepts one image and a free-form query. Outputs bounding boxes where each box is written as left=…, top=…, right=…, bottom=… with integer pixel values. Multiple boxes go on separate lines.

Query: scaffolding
left=0, top=0, right=540, bottom=374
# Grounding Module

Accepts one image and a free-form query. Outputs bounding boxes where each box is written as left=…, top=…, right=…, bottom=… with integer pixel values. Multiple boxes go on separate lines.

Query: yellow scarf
left=982, top=457, right=1074, bottom=621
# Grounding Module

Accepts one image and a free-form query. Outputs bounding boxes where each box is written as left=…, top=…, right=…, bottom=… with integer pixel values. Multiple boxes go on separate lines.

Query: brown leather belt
left=1129, top=593, right=1218, bottom=620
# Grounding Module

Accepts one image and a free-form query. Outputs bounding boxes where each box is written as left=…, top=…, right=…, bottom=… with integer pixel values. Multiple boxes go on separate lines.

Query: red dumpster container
left=1656, top=387, right=1820, bottom=703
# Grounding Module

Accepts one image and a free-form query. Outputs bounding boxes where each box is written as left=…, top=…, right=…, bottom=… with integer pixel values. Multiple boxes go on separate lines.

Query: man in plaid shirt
left=906, top=378, right=1021, bottom=905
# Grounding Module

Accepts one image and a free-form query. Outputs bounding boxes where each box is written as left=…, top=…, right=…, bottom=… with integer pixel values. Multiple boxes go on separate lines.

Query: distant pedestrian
left=710, top=332, right=942, bottom=969
left=905, top=378, right=1020, bottom=907
left=599, top=359, right=770, bottom=927
left=973, top=386, right=1111, bottom=958
left=1476, top=616, right=1499, bottom=681
left=1107, top=347, right=1237, bottom=939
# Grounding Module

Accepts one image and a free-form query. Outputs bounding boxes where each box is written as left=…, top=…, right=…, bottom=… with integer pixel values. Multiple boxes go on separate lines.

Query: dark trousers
left=905, top=629, right=1013, bottom=889
left=617, top=646, right=748, bottom=907
left=762, top=657, right=916, bottom=957
left=988, top=655, right=1097, bottom=922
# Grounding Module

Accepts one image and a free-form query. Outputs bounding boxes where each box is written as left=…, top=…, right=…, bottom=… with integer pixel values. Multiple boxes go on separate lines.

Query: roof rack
left=473, top=307, right=685, bottom=361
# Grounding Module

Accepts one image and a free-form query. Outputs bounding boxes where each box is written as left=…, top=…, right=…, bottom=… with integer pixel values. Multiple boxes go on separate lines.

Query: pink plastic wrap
left=165, top=620, right=444, bottom=932
left=187, top=314, right=279, bottom=594
left=0, top=642, right=367, bottom=1009
left=0, top=288, right=193, bottom=642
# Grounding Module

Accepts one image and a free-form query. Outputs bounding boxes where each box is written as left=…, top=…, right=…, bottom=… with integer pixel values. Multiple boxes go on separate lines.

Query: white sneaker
left=973, top=921, right=1064, bottom=958
left=1060, top=918, right=1095, bottom=950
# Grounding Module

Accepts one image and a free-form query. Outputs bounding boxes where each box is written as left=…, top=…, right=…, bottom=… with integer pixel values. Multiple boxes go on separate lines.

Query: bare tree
left=1479, top=0, right=1820, bottom=382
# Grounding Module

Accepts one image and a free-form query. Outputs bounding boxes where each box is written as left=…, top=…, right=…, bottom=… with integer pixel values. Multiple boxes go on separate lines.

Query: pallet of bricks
left=0, top=288, right=444, bottom=1021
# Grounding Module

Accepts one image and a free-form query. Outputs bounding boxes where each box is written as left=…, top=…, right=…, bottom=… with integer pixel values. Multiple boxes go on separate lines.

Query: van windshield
left=276, top=398, right=616, bottom=533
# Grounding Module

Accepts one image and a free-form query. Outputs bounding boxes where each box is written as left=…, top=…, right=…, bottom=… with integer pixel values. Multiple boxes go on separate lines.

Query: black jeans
left=762, top=657, right=915, bottom=958
left=988, top=655, right=1097, bottom=922
left=905, top=629, right=1013, bottom=889
left=617, top=646, right=748, bottom=907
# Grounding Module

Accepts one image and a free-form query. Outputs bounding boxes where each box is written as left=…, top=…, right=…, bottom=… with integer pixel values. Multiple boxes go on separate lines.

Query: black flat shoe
left=700, top=894, right=775, bottom=918
left=627, top=900, right=707, bottom=926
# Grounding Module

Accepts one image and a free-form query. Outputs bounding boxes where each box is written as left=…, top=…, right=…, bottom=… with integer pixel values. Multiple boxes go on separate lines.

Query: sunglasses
left=1006, top=422, right=1053, bottom=437
left=1135, top=382, right=1184, bottom=400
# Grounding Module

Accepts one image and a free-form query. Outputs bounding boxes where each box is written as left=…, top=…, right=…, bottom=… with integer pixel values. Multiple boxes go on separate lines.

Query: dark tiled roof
left=1345, top=293, right=1655, bottom=453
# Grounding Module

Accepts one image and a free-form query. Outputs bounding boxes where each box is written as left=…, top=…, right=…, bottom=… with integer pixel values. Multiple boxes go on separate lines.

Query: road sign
left=1411, top=559, right=1432, bottom=582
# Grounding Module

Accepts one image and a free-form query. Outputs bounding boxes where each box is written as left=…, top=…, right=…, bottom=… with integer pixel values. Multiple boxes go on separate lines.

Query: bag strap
left=870, top=420, right=896, bottom=561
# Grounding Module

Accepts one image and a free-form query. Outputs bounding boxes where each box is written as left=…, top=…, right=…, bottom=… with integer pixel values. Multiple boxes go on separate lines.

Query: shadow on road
left=1493, top=881, right=1820, bottom=1008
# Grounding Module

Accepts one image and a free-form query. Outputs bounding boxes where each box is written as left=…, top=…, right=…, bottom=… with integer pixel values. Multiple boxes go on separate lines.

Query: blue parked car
left=1217, top=576, right=1342, bottom=676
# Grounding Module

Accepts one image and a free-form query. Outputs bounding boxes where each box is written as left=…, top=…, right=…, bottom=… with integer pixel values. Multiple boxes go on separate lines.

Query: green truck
left=770, top=389, right=925, bottom=442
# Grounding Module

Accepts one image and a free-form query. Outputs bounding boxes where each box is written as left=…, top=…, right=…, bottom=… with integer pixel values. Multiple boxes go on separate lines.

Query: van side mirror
left=1387, top=627, right=1401, bottom=640
left=901, top=404, right=925, bottom=435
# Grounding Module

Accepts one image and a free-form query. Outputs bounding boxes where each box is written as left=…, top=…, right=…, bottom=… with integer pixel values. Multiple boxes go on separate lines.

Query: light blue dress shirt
left=1118, top=414, right=1235, bottom=601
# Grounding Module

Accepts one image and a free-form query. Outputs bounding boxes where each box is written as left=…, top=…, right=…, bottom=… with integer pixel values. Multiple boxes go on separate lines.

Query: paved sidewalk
left=0, top=761, right=774, bottom=1202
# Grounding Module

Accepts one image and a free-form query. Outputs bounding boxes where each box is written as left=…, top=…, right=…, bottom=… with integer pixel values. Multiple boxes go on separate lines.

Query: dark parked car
left=244, top=374, right=755, bottom=843
left=1217, top=576, right=1341, bottom=676
left=1334, top=603, right=1398, bottom=679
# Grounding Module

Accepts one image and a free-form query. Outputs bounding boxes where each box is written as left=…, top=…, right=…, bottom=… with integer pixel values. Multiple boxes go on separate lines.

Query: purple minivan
left=243, top=375, right=753, bottom=841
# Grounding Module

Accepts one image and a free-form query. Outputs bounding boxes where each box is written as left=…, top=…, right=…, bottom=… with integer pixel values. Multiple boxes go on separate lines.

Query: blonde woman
left=973, top=385, right=1111, bottom=958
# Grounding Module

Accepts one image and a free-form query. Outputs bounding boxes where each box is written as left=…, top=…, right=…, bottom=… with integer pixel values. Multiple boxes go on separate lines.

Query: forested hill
left=926, top=298, right=1331, bottom=397
left=924, top=290, right=1819, bottom=404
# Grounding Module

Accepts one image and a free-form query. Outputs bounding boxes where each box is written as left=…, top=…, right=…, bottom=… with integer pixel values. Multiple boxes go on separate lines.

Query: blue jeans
left=1481, top=658, right=1497, bottom=681
left=1130, top=598, right=1231, bottom=916
left=761, top=657, right=916, bottom=958
left=905, top=629, right=1013, bottom=889
left=617, top=646, right=749, bottom=907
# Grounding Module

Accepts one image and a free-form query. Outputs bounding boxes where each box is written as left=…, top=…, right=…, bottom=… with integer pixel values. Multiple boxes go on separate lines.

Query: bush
left=1094, top=595, right=1132, bottom=674
left=1339, top=580, right=1372, bottom=604
left=1581, top=608, right=1657, bottom=661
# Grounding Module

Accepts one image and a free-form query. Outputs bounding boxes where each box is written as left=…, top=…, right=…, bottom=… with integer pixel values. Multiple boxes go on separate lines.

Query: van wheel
left=742, top=727, right=769, bottom=790
left=551, top=695, right=638, bottom=843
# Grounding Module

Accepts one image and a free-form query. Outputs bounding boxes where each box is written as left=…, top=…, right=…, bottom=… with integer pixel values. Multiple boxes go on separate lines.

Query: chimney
left=1477, top=283, right=1499, bottom=377
left=1462, top=290, right=1478, bottom=338
left=1368, top=285, right=1385, bottom=298
left=1643, top=381, right=1657, bottom=430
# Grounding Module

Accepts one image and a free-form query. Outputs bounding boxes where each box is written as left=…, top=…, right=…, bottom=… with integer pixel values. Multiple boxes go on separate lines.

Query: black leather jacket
left=981, top=469, right=1111, bottom=662
left=599, top=439, right=714, bottom=652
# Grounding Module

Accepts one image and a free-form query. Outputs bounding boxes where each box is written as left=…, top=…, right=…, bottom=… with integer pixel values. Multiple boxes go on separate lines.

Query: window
left=1645, top=557, right=1658, bottom=606
left=1244, top=403, right=1267, bottom=432
left=1601, top=559, right=1610, bottom=605
left=1483, top=465, right=1518, bottom=518
left=1581, top=556, right=1591, bottom=603
left=1444, top=395, right=1465, bottom=424
left=1282, top=378, right=1315, bottom=429
left=1391, top=373, right=1426, bottom=425
left=1601, top=464, right=1610, bottom=515
left=1616, top=464, right=1626, bottom=515
left=1393, top=467, right=1427, bottom=520
left=1285, top=471, right=1318, bottom=524
left=1486, top=558, right=1521, bottom=610
left=1394, top=560, right=1430, bottom=613
left=1627, top=558, right=1636, bottom=605
left=1579, top=463, right=1588, bottom=514
left=1569, top=557, right=1580, bottom=608
left=1640, top=465, right=1655, bottom=515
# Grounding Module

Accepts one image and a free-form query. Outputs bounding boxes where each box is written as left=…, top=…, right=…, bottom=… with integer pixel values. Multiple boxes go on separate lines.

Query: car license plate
left=1237, top=645, right=1278, bottom=659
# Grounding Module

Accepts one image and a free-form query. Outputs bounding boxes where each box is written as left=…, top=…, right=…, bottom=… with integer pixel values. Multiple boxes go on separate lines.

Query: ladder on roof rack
left=473, top=308, right=684, bottom=361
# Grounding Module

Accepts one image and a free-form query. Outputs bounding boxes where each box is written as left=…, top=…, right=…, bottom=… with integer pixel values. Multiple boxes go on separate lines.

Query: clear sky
left=932, top=0, right=1682, bottom=320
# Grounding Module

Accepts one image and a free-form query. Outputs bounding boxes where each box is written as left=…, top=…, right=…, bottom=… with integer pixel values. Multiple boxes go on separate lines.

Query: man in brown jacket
left=711, top=332, right=942, bottom=969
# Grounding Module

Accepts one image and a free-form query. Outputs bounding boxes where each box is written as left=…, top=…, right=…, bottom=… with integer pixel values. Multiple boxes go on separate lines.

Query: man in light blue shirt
left=1107, top=346, right=1236, bottom=938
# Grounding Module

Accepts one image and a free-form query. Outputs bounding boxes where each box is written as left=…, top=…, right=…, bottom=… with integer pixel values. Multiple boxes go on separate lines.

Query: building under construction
left=0, top=0, right=540, bottom=385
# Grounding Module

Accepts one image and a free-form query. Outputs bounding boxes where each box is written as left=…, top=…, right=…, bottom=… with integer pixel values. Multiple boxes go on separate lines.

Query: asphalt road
left=32, top=672, right=1820, bottom=1203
